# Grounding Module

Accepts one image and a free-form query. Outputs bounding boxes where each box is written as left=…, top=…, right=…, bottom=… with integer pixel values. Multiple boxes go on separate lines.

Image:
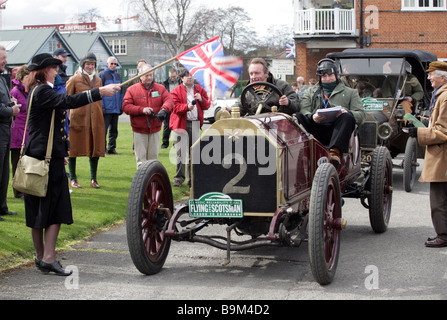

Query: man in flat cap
left=408, top=61, right=447, bottom=247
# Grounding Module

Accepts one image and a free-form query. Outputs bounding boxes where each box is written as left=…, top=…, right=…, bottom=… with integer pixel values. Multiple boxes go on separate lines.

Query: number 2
left=222, top=153, right=251, bottom=195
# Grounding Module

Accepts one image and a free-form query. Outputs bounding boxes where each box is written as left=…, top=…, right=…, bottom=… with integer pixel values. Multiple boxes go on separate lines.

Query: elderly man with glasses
left=99, top=56, right=123, bottom=155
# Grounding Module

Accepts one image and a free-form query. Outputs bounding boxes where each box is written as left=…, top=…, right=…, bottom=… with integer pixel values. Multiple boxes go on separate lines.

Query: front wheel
left=127, top=160, right=173, bottom=275
left=308, top=163, right=343, bottom=285
left=368, top=146, right=393, bottom=233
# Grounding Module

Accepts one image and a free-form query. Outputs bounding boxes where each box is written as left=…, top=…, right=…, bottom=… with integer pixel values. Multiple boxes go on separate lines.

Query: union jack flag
left=286, top=43, right=295, bottom=58
left=176, top=37, right=243, bottom=100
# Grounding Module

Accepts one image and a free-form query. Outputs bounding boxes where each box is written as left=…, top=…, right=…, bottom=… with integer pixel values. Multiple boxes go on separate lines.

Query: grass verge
left=0, top=122, right=190, bottom=271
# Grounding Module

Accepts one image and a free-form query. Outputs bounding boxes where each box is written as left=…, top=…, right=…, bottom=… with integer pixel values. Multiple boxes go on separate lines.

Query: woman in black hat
left=23, top=53, right=120, bottom=275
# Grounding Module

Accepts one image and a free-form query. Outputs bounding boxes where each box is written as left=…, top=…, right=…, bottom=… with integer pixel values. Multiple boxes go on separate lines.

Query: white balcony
left=294, top=8, right=356, bottom=36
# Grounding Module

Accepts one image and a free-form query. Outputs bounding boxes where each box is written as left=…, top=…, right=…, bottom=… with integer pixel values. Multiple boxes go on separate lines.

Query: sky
left=0, top=0, right=294, bottom=37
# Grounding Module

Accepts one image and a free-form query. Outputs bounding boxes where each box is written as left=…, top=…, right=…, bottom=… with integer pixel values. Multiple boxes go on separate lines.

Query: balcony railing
left=294, top=8, right=356, bottom=35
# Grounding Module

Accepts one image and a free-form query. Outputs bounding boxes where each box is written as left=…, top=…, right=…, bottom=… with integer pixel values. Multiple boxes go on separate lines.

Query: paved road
left=1, top=160, right=446, bottom=303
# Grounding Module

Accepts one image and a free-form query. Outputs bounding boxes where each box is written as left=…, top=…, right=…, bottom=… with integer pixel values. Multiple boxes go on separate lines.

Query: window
left=48, top=40, right=58, bottom=54
left=128, top=68, right=138, bottom=78
left=107, top=39, right=127, bottom=55
left=402, top=0, right=446, bottom=10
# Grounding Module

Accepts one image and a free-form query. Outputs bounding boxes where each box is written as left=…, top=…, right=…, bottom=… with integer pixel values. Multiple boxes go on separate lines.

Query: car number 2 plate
left=188, top=192, right=243, bottom=218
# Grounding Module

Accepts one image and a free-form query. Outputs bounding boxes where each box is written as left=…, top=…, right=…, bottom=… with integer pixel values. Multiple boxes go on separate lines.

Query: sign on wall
left=24, top=23, right=97, bottom=33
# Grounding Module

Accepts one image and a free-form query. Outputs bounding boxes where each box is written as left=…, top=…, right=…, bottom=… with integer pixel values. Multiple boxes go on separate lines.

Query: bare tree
left=77, top=8, right=108, bottom=26
left=262, top=24, right=294, bottom=52
left=196, top=7, right=257, bottom=55
left=130, top=0, right=206, bottom=58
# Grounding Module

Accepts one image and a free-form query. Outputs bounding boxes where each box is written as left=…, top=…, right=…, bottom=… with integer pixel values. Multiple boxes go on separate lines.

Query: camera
left=191, top=99, right=197, bottom=106
left=8, top=101, right=17, bottom=107
left=148, top=111, right=156, bottom=118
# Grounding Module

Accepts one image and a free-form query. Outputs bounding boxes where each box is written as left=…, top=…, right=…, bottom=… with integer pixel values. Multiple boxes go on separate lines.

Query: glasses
left=110, top=63, right=118, bottom=65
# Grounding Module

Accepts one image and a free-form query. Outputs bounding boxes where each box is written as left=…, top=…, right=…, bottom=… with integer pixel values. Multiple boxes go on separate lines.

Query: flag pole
left=119, top=56, right=177, bottom=87
left=119, top=37, right=220, bottom=88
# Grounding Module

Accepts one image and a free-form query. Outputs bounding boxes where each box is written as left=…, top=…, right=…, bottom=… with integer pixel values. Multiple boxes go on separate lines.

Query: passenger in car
left=296, top=58, right=365, bottom=168
left=381, top=62, right=424, bottom=117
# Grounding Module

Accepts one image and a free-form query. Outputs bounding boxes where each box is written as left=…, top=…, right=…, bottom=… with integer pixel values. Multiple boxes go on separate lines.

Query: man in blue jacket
left=99, top=57, right=123, bottom=154
left=53, top=48, right=71, bottom=136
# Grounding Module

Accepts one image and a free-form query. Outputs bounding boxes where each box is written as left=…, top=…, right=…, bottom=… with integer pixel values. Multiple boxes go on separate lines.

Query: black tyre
left=368, top=146, right=393, bottom=233
left=210, top=106, right=221, bottom=123
left=126, top=160, right=173, bottom=275
left=309, top=163, right=342, bottom=285
left=403, top=137, right=417, bottom=192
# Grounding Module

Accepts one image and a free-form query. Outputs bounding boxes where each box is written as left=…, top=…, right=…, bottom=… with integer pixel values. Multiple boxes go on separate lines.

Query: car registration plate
left=188, top=192, right=243, bottom=218
left=362, top=97, right=384, bottom=111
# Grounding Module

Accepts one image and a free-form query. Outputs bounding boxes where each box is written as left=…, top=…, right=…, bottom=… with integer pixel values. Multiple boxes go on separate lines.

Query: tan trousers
left=133, top=131, right=160, bottom=168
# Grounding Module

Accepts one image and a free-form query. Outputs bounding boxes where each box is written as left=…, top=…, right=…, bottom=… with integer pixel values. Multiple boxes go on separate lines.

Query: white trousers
left=173, top=120, right=200, bottom=185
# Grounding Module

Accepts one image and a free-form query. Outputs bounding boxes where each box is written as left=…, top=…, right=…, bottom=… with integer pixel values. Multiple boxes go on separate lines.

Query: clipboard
left=316, top=106, right=342, bottom=123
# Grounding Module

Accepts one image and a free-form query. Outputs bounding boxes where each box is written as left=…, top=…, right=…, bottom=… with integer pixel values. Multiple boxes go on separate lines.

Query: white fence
left=294, top=8, right=356, bottom=35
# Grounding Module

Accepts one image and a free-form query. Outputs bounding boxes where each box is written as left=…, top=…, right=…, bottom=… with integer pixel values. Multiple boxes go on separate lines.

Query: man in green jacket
left=297, top=58, right=365, bottom=167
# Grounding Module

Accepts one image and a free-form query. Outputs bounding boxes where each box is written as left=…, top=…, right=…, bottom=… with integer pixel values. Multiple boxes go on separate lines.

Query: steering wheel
left=240, top=82, right=282, bottom=115
left=354, top=80, right=376, bottom=98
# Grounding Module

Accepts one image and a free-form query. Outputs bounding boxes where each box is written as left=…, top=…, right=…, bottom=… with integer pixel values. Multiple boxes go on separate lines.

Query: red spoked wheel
left=127, top=160, right=173, bottom=275
left=308, top=163, right=343, bottom=285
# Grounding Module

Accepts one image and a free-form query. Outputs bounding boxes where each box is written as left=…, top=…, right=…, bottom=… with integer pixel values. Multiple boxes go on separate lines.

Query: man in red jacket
left=169, top=68, right=210, bottom=187
left=123, top=64, right=173, bottom=167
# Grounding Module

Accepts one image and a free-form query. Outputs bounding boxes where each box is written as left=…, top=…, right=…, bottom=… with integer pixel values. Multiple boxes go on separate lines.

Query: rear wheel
left=309, top=163, right=343, bottom=285
left=127, top=161, right=173, bottom=275
left=403, top=137, right=417, bottom=192
left=368, top=146, right=393, bottom=233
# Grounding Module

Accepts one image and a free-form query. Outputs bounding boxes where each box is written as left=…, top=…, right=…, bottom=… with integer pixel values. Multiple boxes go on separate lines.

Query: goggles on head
left=316, top=68, right=336, bottom=77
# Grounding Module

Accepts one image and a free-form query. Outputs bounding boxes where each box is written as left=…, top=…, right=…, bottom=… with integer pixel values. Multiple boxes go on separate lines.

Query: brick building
left=293, top=0, right=447, bottom=81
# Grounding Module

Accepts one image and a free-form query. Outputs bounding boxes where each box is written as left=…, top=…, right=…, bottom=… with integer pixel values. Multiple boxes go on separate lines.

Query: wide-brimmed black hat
left=28, top=53, right=62, bottom=71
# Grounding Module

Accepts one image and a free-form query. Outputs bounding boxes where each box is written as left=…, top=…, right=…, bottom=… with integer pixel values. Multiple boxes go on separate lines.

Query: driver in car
left=233, top=58, right=299, bottom=116
left=296, top=58, right=365, bottom=168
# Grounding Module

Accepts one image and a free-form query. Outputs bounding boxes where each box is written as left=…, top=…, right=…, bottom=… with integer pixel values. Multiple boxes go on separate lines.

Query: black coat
left=25, top=84, right=102, bottom=160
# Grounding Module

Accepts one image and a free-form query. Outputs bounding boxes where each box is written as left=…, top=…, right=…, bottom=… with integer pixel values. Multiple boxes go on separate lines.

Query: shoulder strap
left=20, top=86, right=55, bottom=160
left=45, top=110, right=55, bottom=161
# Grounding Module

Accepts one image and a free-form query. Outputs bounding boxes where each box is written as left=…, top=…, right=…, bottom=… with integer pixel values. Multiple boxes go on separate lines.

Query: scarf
left=321, top=81, right=338, bottom=98
left=78, top=67, right=96, bottom=81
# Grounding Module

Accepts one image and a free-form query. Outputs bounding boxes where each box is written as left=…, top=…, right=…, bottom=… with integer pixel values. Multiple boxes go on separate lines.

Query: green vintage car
left=327, top=49, right=437, bottom=192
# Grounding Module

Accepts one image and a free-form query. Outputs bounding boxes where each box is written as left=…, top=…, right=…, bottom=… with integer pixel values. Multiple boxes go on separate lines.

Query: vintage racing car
left=327, top=49, right=437, bottom=192
left=126, top=82, right=393, bottom=285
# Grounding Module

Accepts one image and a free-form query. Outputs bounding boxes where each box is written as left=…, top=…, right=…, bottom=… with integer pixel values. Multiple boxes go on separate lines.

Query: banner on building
left=24, top=23, right=97, bottom=33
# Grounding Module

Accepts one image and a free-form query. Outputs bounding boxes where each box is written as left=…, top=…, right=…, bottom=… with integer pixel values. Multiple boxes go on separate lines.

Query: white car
left=203, top=98, right=239, bottom=123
